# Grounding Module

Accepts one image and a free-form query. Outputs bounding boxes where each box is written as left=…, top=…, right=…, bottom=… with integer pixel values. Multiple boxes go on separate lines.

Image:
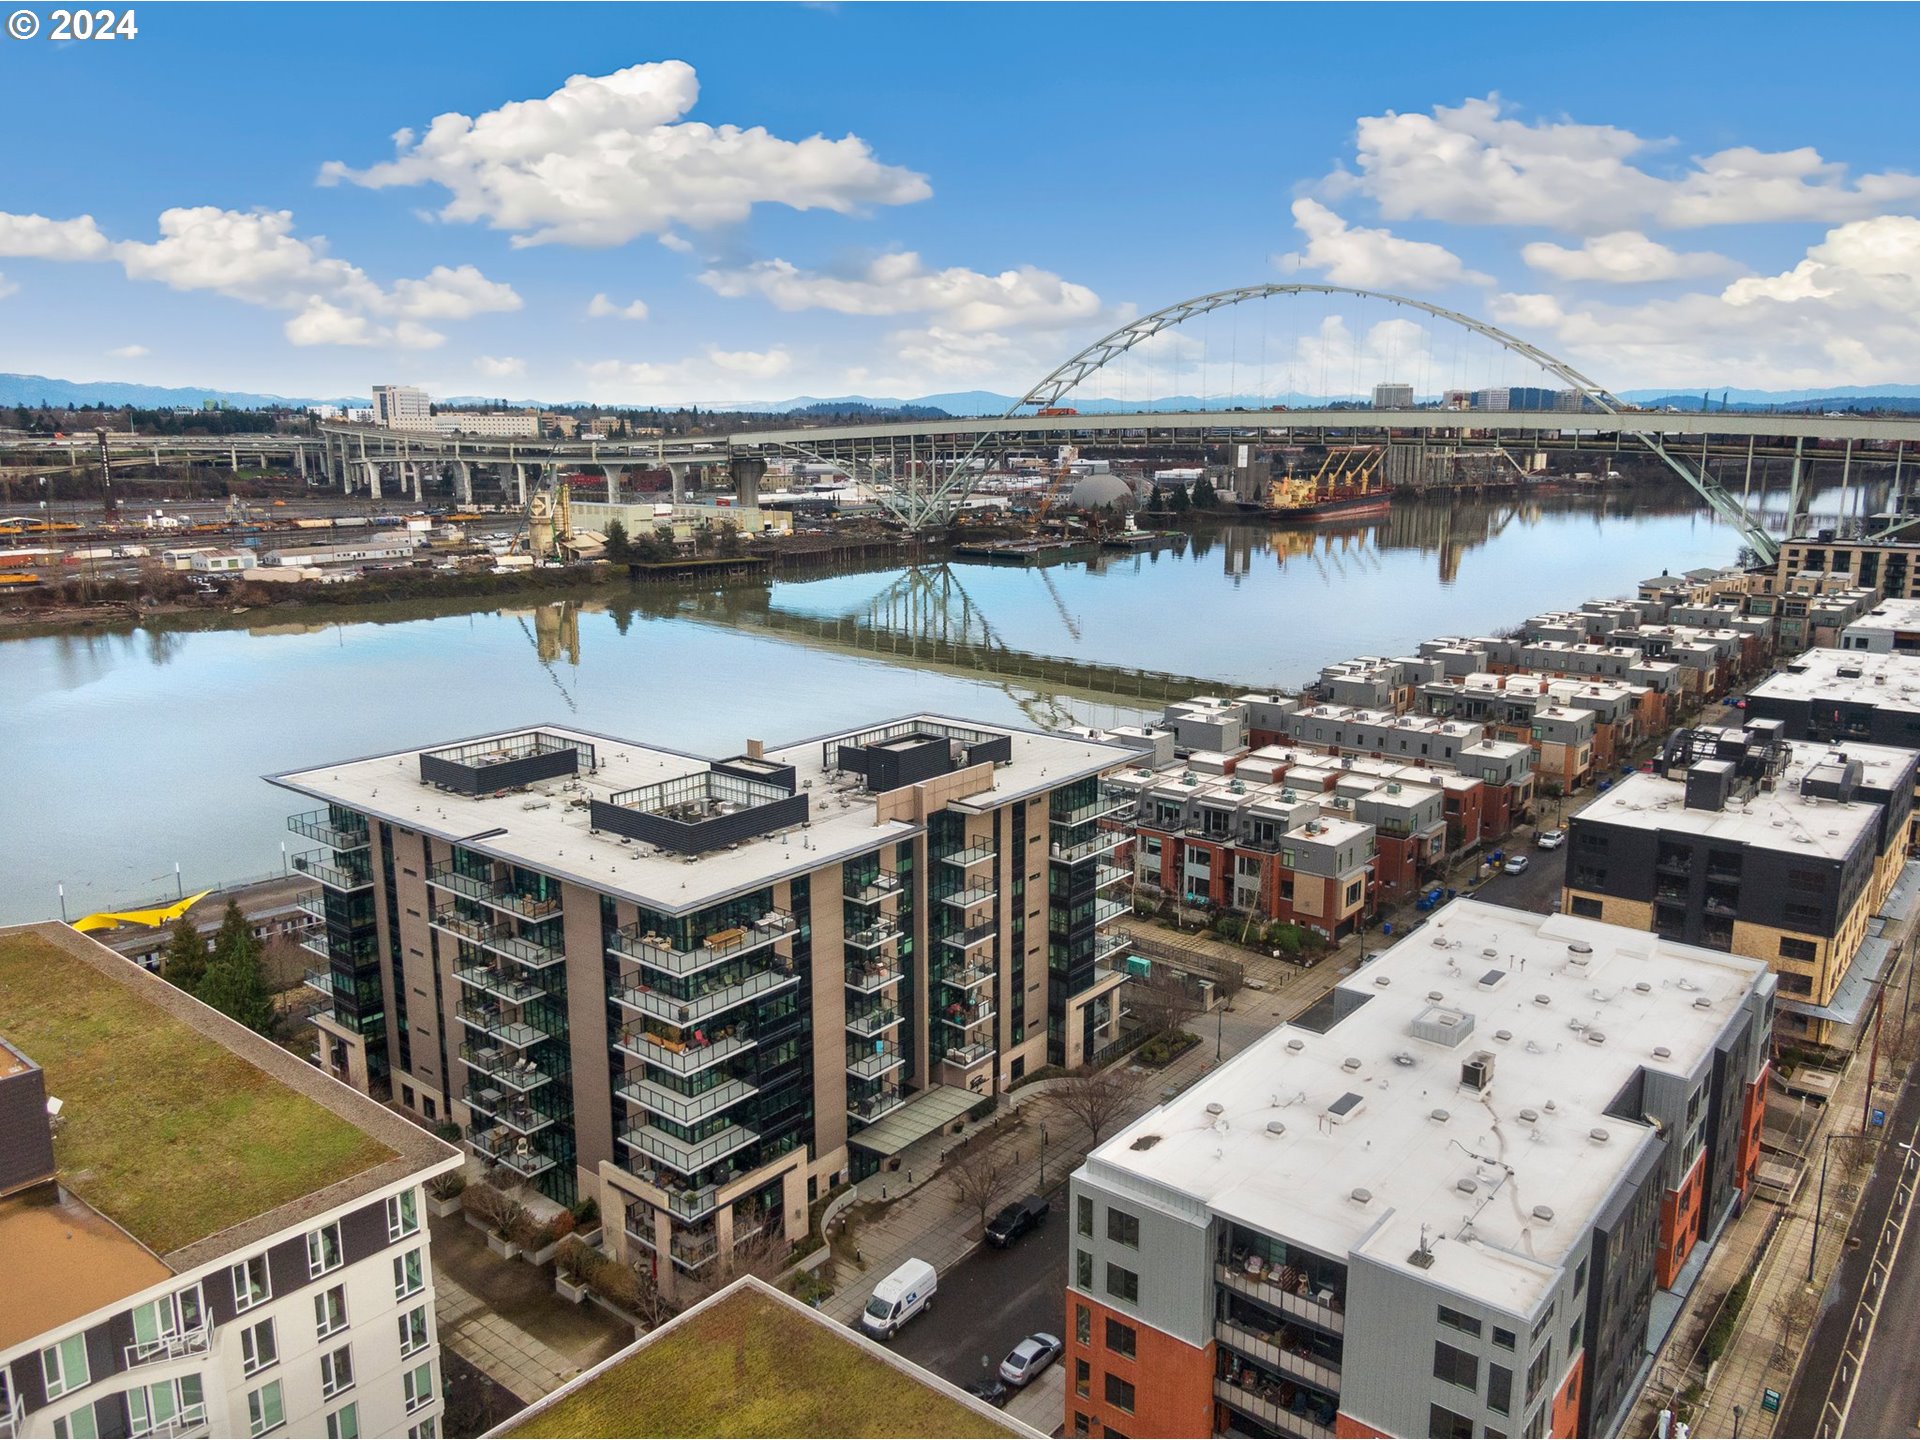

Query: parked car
left=985, top=1194, right=1050, bottom=1248
left=966, top=1379, right=1009, bottom=1408
left=860, top=1258, right=937, bottom=1340
left=1503, top=855, right=1531, bottom=876
left=1536, top=829, right=1566, bottom=850
left=998, top=1333, right=1064, bottom=1388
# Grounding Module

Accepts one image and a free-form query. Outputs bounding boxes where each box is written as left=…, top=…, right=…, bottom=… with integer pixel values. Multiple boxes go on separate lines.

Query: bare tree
left=1054, top=1064, right=1145, bottom=1148
left=1768, top=1284, right=1818, bottom=1366
left=718, top=1202, right=791, bottom=1284
left=947, top=1142, right=1016, bottom=1236
left=1129, top=972, right=1203, bottom=1042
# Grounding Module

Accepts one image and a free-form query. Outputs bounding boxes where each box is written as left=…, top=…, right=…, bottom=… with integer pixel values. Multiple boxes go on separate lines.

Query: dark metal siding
left=589, top=792, right=808, bottom=854
left=0, top=1063, right=56, bottom=1195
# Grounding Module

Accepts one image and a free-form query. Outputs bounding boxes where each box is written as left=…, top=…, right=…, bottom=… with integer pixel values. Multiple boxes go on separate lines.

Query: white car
left=1536, top=829, right=1566, bottom=850
left=999, top=1333, right=1063, bottom=1388
left=1503, top=855, right=1531, bottom=876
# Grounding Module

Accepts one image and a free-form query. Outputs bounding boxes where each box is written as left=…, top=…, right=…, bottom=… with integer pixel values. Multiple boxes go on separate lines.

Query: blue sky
left=3, top=3, right=1918, bottom=404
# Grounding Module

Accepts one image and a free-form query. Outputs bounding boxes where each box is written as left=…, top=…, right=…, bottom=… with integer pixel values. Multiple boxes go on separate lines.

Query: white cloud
left=699, top=252, right=1103, bottom=331
left=1273, top=199, right=1489, bottom=290
left=1520, top=231, right=1735, bottom=284
left=476, top=355, right=526, bottom=378
left=578, top=345, right=795, bottom=400
left=0, top=273, right=16, bottom=301
left=0, top=213, right=112, bottom=260
left=1328, top=95, right=1920, bottom=232
left=1490, top=215, right=1920, bottom=389
left=706, top=347, right=791, bottom=380
left=0, top=205, right=516, bottom=350
left=657, top=232, right=694, bottom=254
left=108, top=343, right=149, bottom=358
left=587, top=292, right=650, bottom=320
left=889, top=325, right=1027, bottom=379
left=320, top=60, right=932, bottom=247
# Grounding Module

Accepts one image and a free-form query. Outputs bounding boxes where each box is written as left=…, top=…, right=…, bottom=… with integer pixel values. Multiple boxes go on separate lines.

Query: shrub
left=571, top=1197, right=601, bottom=1229
left=555, top=1236, right=596, bottom=1282
left=426, top=1171, right=466, bottom=1201
left=1266, top=922, right=1304, bottom=956
left=506, top=1207, right=547, bottom=1250
left=461, top=1180, right=521, bottom=1235
left=434, top=1122, right=462, bottom=1144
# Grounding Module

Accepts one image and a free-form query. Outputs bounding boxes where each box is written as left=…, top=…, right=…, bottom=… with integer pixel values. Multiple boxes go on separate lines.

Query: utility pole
left=96, top=426, right=117, bottom=520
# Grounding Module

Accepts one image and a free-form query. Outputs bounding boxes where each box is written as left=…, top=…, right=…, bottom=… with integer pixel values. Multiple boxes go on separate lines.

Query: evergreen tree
left=197, top=900, right=276, bottom=1036
left=161, top=915, right=209, bottom=992
left=1191, top=473, right=1218, bottom=508
left=1170, top=482, right=1191, bottom=512
left=603, top=518, right=631, bottom=564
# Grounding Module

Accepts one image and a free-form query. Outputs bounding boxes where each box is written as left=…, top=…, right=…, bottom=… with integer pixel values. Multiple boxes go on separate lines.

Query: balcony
left=464, top=1089, right=552, bottom=1137
left=937, top=958, right=994, bottom=991
left=845, top=872, right=902, bottom=905
left=128, top=1407, right=209, bottom=1440
left=454, top=962, right=544, bottom=1007
left=299, top=931, right=332, bottom=963
left=611, top=965, right=799, bottom=1026
left=303, top=966, right=338, bottom=997
left=940, top=919, right=997, bottom=952
left=1213, top=1377, right=1335, bottom=1440
left=614, top=1024, right=756, bottom=1075
left=1092, top=928, right=1134, bottom=966
left=1052, top=829, right=1126, bottom=865
left=287, top=809, right=369, bottom=851
left=617, top=1073, right=758, bottom=1126
left=124, top=1327, right=210, bottom=1369
left=847, top=1043, right=904, bottom=1081
left=940, top=999, right=996, bottom=1031
left=621, top=1120, right=759, bottom=1174
left=944, top=1040, right=994, bottom=1069
left=1216, top=1262, right=1345, bottom=1335
left=461, top=1043, right=551, bottom=1093
left=469, top=1125, right=556, bottom=1179
left=939, top=882, right=997, bottom=910
left=1052, top=793, right=1129, bottom=827
left=609, top=910, right=796, bottom=978
left=846, top=961, right=902, bottom=994
left=1215, top=1319, right=1343, bottom=1393
left=850, top=1087, right=906, bottom=1124
left=293, top=890, right=328, bottom=922
left=1093, top=895, right=1129, bottom=927
left=290, top=849, right=372, bottom=893
left=456, top=1002, right=551, bottom=1051
left=845, top=918, right=902, bottom=952
left=1093, top=862, right=1129, bottom=892
left=846, top=1004, right=903, bottom=1038
left=1655, top=855, right=1692, bottom=878
left=429, top=906, right=564, bottom=969
left=425, top=862, right=562, bottom=920
left=670, top=1226, right=722, bottom=1270
left=940, top=843, right=997, bottom=869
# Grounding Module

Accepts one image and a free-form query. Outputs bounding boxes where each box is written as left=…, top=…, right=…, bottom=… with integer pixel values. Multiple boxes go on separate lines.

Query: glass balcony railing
left=303, top=966, right=338, bottom=997
left=614, top=1024, right=756, bottom=1075
left=454, top=962, right=544, bottom=1007
left=939, top=843, right=997, bottom=869
left=844, top=872, right=902, bottom=905
left=290, top=849, right=372, bottom=892
left=846, top=1043, right=904, bottom=1080
left=455, top=1002, right=552, bottom=1050
left=469, top=1125, right=556, bottom=1179
left=609, top=910, right=796, bottom=977
left=293, top=890, right=328, bottom=922
left=1093, top=895, right=1130, bottom=927
left=938, top=882, right=997, bottom=910
left=616, top=1073, right=759, bottom=1126
left=621, top=1120, right=758, bottom=1175
left=939, top=919, right=997, bottom=952
left=845, top=961, right=902, bottom=993
left=1051, top=793, right=1129, bottom=827
left=287, top=809, right=370, bottom=851
left=1093, top=862, right=1129, bottom=891
left=939, top=999, right=996, bottom=1031
left=425, top=862, right=562, bottom=920
left=1051, top=829, right=1126, bottom=865
left=944, top=1039, right=994, bottom=1068
left=846, top=1004, right=902, bottom=1038
left=850, top=1087, right=906, bottom=1123
left=611, top=966, right=799, bottom=1026
left=937, top=958, right=993, bottom=991
left=844, top=918, right=902, bottom=952
left=463, top=1089, right=552, bottom=1137
left=1093, top=927, right=1134, bottom=965
left=461, top=1043, right=551, bottom=1093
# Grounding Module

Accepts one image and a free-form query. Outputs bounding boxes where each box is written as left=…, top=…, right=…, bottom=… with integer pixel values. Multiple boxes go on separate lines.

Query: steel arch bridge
left=759, top=283, right=1794, bottom=559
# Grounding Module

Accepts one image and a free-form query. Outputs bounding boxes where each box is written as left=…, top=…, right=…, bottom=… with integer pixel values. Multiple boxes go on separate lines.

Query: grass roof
left=502, top=1282, right=1021, bottom=1439
left=0, top=930, right=394, bottom=1255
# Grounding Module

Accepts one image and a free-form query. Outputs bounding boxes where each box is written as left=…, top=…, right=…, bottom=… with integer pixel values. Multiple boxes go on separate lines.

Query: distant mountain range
left=10, top=370, right=1920, bottom=419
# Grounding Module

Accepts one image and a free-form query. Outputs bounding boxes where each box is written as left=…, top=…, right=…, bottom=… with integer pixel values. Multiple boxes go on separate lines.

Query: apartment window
left=1073, top=1412, right=1091, bottom=1436
left=1780, top=937, right=1819, bottom=962
left=394, top=1247, right=426, bottom=1300
left=1075, top=1359, right=1091, bottom=1398
left=1106, top=1319, right=1137, bottom=1359
left=1526, top=1345, right=1554, bottom=1401
left=423, top=1097, right=436, bottom=1121
left=308, top=1222, right=344, bottom=1278
left=1574, top=1258, right=1589, bottom=1297
left=388, top=1189, right=421, bottom=1241
left=326, top=1404, right=360, bottom=1440
left=247, top=1379, right=286, bottom=1437
left=403, top=1361, right=435, bottom=1413
left=240, top=1318, right=279, bottom=1377
left=321, top=1344, right=356, bottom=1399
left=315, top=1285, right=348, bottom=1340
left=1106, top=1208, right=1140, bottom=1248
left=1104, top=1374, right=1136, bottom=1413
left=1077, top=1195, right=1093, bottom=1236
left=1784, top=902, right=1824, bottom=927
left=1438, top=1304, right=1482, bottom=1337
left=232, top=1254, right=272, bottom=1312
left=1074, top=1303, right=1091, bottom=1346
left=1105, top=1263, right=1139, bottom=1304
left=1488, top=1363, right=1513, bottom=1416
left=41, top=1334, right=90, bottom=1400
left=1493, top=1326, right=1516, bottom=1351
left=1530, top=1302, right=1556, bottom=1344
left=398, top=1306, right=431, bottom=1359
left=1433, top=1341, right=1478, bottom=1392
left=1428, top=1404, right=1474, bottom=1439
left=1570, top=895, right=1604, bottom=919
left=52, top=1406, right=99, bottom=1440
left=127, top=1377, right=204, bottom=1440
left=1569, top=1316, right=1584, bottom=1354
left=1076, top=1250, right=1093, bottom=1289
left=407, top=1423, right=437, bottom=1440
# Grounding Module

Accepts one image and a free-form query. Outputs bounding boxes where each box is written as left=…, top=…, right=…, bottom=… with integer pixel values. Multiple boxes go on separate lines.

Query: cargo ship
left=1263, top=449, right=1393, bottom=523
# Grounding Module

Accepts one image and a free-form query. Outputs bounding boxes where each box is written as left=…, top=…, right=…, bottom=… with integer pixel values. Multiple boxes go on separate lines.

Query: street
left=892, top=1195, right=1069, bottom=1385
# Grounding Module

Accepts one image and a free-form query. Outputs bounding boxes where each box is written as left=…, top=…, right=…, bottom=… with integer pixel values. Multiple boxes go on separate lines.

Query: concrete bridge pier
left=671, top=464, right=687, bottom=504
left=362, top=460, right=383, bottom=500
left=514, top=462, right=528, bottom=506
left=229, top=446, right=239, bottom=473
left=457, top=460, right=473, bottom=506
left=295, top=445, right=307, bottom=480
left=605, top=466, right=622, bottom=505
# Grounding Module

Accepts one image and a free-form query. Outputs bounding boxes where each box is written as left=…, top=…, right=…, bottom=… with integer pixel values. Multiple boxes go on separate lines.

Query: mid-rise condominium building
left=1745, top=646, right=1920, bottom=750
left=269, top=716, right=1134, bottom=1299
left=1064, top=901, right=1774, bottom=1440
left=0, top=923, right=458, bottom=1440
left=370, top=385, right=430, bottom=430
left=1564, top=722, right=1917, bottom=1045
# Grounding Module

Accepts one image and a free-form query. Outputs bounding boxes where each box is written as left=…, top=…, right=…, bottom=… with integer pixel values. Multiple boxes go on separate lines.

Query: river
left=0, top=485, right=1855, bottom=923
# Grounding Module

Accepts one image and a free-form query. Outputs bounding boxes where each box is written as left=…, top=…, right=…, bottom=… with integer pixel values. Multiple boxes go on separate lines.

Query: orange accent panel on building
left=1656, top=1149, right=1708, bottom=1289
left=1334, top=1413, right=1391, bottom=1439
left=1550, top=1350, right=1586, bottom=1438
left=1737, top=1061, right=1771, bottom=1197
left=1065, top=1289, right=1216, bottom=1440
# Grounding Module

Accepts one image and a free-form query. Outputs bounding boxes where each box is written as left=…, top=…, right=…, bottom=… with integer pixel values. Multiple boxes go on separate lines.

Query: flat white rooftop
left=270, top=716, right=1131, bottom=915
left=1084, top=900, right=1768, bottom=1316
left=1750, top=648, right=1920, bottom=713
left=1577, top=738, right=1910, bottom=860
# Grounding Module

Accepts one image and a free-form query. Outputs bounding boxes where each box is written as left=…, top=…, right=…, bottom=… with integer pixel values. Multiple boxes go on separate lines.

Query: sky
left=2, top=2, right=1919, bottom=406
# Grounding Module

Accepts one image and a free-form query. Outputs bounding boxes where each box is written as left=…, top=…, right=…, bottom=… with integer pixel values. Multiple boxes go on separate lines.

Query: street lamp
left=1807, top=1131, right=1917, bottom=1283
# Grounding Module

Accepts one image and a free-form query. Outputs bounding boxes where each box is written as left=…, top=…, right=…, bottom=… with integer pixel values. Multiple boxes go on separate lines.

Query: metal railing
left=844, top=872, right=902, bottom=904
left=290, top=849, right=372, bottom=892
left=455, top=1003, right=552, bottom=1050
left=293, top=890, right=328, bottom=922
left=1093, top=862, right=1129, bottom=891
left=939, top=882, right=997, bottom=909
left=936, top=959, right=993, bottom=990
left=939, top=999, right=995, bottom=1030
left=943, top=1040, right=994, bottom=1068
left=845, top=961, right=901, bottom=993
left=844, top=918, right=902, bottom=951
left=454, top=962, right=544, bottom=1007
left=939, top=843, right=997, bottom=869
left=1213, top=1378, right=1334, bottom=1440
left=611, top=966, right=798, bottom=1026
left=469, top=1126, right=555, bottom=1178
left=1051, top=829, right=1126, bottom=864
left=124, top=1327, right=211, bottom=1369
left=1215, top=1319, right=1343, bottom=1392
left=1216, top=1263, right=1346, bottom=1334
left=846, top=1005, right=902, bottom=1038
left=609, top=910, right=796, bottom=977
left=464, top=1089, right=552, bottom=1137
left=614, top=1025, right=756, bottom=1074
left=939, top=919, right=997, bottom=952
left=460, top=1043, right=550, bottom=1093
left=1093, top=928, right=1134, bottom=965
left=850, top=1088, right=906, bottom=1123
left=847, top=1043, right=904, bottom=1080
left=1093, top=895, right=1130, bottom=927
left=287, top=810, right=369, bottom=851
left=303, top=967, right=338, bottom=997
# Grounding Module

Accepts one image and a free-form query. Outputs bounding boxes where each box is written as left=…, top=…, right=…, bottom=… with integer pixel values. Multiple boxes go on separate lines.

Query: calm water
left=0, top=486, right=1834, bottom=923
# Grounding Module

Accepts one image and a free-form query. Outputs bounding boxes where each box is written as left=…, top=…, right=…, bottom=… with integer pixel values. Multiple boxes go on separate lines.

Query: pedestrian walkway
left=436, top=1269, right=584, bottom=1402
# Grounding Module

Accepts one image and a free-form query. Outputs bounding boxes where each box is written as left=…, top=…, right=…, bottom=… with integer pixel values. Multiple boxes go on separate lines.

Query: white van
left=860, top=1257, right=937, bottom=1340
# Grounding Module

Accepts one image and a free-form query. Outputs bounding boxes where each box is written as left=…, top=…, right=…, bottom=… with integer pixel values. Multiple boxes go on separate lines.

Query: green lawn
left=0, top=932, right=393, bottom=1255
left=505, top=1286, right=1018, bottom=1438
